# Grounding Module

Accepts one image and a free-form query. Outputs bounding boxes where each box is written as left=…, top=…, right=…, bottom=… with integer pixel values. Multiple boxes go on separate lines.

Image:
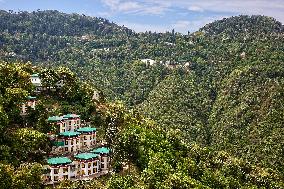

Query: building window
left=93, top=168, right=96, bottom=173
left=101, top=164, right=104, bottom=168
left=46, top=176, right=51, bottom=182
left=54, top=169, right=59, bottom=174
left=93, top=161, right=97, bottom=167
left=65, top=140, right=68, bottom=145
left=54, top=176, right=59, bottom=181
left=71, top=165, right=76, bottom=171
left=88, top=162, right=91, bottom=168
left=63, top=168, right=68, bottom=173
left=84, top=136, right=87, bottom=140
left=82, top=163, right=85, bottom=168
left=88, top=170, right=91, bottom=175
left=65, top=147, right=68, bottom=151
left=71, top=140, right=73, bottom=145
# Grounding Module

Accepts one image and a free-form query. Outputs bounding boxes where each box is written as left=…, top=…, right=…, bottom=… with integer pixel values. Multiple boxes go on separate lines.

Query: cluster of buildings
left=44, top=114, right=110, bottom=184
left=21, top=73, right=109, bottom=184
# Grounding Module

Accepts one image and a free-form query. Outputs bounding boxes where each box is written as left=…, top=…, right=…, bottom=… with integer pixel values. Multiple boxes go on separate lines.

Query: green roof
left=91, top=147, right=110, bottom=154
left=63, top=114, right=80, bottom=119
left=59, top=131, right=81, bottom=137
left=31, top=73, right=39, bottom=77
left=47, top=157, right=72, bottom=165
left=77, top=127, right=96, bottom=133
left=27, top=96, right=36, bottom=100
left=47, top=116, right=64, bottom=122
left=74, top=153, right=99, bottom=160
left=52, top=141, right=65, bottom=147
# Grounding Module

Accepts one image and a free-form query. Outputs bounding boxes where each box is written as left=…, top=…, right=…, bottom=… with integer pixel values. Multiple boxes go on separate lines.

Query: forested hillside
left=0, top=10, right=284, bottom=188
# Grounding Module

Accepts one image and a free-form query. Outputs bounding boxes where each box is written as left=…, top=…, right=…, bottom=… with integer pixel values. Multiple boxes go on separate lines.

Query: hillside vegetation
left=0, top=10, right=284, bottom=188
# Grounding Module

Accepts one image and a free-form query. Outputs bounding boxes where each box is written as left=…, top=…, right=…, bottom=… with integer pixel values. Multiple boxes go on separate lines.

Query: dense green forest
left=0, top=10, right=284, bottom=188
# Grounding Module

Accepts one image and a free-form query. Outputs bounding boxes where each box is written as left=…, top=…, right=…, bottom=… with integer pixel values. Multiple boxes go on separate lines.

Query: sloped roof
left=59, top=131, right=81, bottom=137
left=77, top=127, right=96, bottom=133
left=52, top=141, right=65, bottom=147
left=47, top=116, right=65, bottom=122
left=74, top=153, right=99, bottom=160
left=47, top=157, right=72, bottom=165
left=31, top=73, right=39, bottom=77
left=91, top=147, right=110, bottom=154
left=63, top=114, right=80, bottom=119
left=27, top=96, right=36, bottom=100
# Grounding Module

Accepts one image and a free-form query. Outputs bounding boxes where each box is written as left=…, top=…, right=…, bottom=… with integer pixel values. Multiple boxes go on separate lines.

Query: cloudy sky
left=0, top=0, right=283, bottom=33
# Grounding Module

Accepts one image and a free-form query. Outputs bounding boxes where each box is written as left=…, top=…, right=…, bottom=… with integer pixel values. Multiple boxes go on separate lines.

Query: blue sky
left=0, top=0, right=283, bottom=34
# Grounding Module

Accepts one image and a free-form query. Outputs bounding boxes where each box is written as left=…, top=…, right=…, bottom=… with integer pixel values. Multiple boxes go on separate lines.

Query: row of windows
left=81, top=161, right=98, bottom=168
left=81, top=168, right=98, bottom=175
left=63, top=139, right=96, bottom=146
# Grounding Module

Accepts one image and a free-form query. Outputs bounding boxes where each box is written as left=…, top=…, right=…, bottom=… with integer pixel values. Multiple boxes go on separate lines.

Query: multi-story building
left=74, top=153, right=100, bottom=177
left=44, top=148, right=110, bottom=184
left=47, top=114, right=81, bottom=133
left=63, top=114, right=81, bottom=131
left=77, top=127, right=97, bottom=149
left=91, top=147, right=110, bottom=173
left=48, top=116, right=67, bottom=133
left=44, top=157, right=75, bottom=183
left=45, top=114, right=110, bottom=185
left=57, top=131, right=81, bottom=153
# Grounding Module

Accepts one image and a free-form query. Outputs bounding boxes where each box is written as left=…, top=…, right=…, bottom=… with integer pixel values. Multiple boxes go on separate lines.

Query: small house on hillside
left=141, top=59, right=156, bottom=66
left=30, top=73, right=43, bottom=92
left=20, top=96, right=37, bottom=115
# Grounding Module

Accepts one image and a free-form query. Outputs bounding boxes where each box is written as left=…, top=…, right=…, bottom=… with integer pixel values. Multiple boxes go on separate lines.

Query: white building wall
left=49, top=165, right=71, bottom=182
left=78, top=160, right=99, bottom=177
left=80, top=133, right=96, bottom=149
left=66, top=119, right=81, bottom=131
left=101, top=156, right=110, bottom=172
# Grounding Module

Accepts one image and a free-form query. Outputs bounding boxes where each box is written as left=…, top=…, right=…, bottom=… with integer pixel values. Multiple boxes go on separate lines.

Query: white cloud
left=147, top=0, right=284, bottom=22
left=188, top=6, right=204, bottom=12
left=101, top=0, right=169, bottom=15
left=118, top=1, right=141, bottom=12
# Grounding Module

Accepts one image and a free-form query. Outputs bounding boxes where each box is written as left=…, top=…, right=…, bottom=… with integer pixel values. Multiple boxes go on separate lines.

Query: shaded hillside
left=140, top=70, right=212, bottom=145
left=210, top=62, right=284, bottom=173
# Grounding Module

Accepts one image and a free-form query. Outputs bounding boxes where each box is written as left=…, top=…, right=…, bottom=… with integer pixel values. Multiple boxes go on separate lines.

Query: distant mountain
left=0, top=10, right=132, bottom=36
